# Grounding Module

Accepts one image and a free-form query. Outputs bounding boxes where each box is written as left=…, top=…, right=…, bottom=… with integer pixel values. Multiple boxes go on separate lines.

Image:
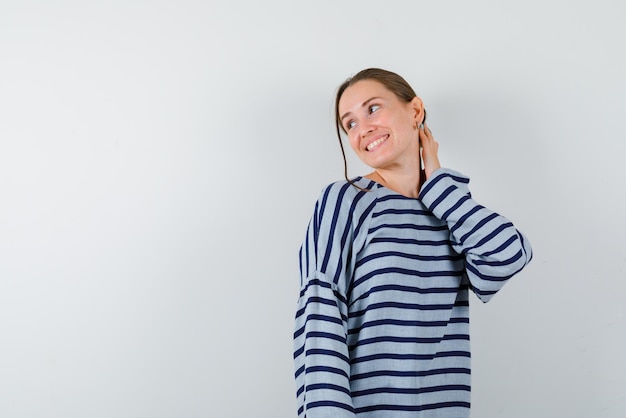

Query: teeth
left=367, top=135, right=388, bottom=151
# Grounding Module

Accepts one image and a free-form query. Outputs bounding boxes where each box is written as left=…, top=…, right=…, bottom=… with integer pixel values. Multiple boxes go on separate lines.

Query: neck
left=368, top=163, right=422, bottom=198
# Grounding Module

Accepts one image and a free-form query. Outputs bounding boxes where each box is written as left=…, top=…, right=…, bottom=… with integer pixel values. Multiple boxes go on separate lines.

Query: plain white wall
left=1, top=1, right=624, bottom=417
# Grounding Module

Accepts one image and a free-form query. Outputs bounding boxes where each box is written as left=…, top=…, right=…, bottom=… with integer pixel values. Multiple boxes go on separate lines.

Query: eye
left=368, top=104, right=380, bottom=114
left=346, top=120, right=356, bottom=130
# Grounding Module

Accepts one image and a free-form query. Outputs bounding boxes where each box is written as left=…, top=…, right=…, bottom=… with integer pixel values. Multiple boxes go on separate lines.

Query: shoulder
left=310, top=178, right=379, bottom=231
left=316, top=177, right=378, bottom=212
left=422, top=168, right=470, bottom=188
left=419, top=168, right=471, bottom=199
left=307, top=179, right=379, bottom=255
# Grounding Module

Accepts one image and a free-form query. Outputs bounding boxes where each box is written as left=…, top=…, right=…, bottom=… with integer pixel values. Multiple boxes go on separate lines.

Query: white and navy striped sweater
left=294, top=168, right=532, bottom=418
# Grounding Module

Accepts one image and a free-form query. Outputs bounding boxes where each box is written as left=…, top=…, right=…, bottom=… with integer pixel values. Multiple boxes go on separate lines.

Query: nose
left=360, top=123, right=374, bottom=138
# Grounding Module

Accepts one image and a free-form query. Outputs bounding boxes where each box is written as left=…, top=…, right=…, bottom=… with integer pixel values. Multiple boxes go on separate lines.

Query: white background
left=1, top=1, right=624, bottom=417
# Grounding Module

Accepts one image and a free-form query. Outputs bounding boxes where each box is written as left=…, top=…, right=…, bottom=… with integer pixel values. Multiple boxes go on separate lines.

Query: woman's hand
left=420, top=123, right=441, bottom=179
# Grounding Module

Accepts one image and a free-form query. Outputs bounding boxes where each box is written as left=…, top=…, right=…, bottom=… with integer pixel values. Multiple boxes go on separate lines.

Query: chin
left=366, top=157, right=396, bottom=170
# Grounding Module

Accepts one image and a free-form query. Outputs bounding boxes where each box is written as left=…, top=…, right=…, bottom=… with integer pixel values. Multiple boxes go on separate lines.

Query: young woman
left=294, top=68, right=533, bottom=418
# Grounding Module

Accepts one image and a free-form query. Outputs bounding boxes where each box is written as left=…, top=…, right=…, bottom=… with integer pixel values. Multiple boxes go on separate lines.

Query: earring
left=418, top=122, right=424, bottom=130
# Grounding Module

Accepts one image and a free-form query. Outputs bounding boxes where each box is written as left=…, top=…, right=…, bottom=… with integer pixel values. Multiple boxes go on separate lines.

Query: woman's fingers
left=419, top=123, right=441, bottom=179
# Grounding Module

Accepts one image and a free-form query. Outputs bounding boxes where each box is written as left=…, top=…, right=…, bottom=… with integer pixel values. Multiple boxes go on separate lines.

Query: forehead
left=339, top=79, right=394, bottom=113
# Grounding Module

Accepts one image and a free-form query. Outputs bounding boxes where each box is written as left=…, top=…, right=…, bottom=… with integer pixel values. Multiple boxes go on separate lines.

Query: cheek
left=347, top=134, right=360, bottom=152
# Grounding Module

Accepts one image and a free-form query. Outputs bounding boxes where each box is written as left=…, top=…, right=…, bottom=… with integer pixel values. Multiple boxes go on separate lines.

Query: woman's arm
left=294, top=182, right=370, bottom=418
left=419, top=168, right=533, bottom=302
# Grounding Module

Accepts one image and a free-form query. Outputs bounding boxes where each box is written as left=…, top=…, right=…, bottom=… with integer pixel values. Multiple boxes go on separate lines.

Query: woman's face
left=338, top=79, right=423, bottom=171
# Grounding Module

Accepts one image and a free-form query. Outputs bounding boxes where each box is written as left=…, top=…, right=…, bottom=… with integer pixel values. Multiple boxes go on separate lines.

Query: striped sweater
left=294, top=168, right=532, bottom=418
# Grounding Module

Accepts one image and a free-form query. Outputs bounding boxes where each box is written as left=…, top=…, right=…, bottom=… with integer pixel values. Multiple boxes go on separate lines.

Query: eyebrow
left=340, top=97, right=382, bottom=122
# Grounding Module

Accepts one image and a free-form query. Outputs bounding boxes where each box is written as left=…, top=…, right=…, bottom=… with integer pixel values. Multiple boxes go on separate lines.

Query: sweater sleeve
left=294, top=183, right=364, bottom=418
left=418, top=168, right=533, bottom=302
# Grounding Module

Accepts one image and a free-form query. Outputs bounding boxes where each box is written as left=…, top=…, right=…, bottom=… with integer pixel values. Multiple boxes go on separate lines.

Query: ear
left=409, top=96, right=425, bottom=124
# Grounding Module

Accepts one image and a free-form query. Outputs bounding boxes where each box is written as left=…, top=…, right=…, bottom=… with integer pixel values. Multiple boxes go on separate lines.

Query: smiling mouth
left=366, top=135, right=389, bottom=151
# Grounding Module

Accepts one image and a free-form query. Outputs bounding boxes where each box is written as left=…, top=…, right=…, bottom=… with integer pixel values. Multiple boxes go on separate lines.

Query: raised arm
left=419, top=168, right=533, bottom=302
